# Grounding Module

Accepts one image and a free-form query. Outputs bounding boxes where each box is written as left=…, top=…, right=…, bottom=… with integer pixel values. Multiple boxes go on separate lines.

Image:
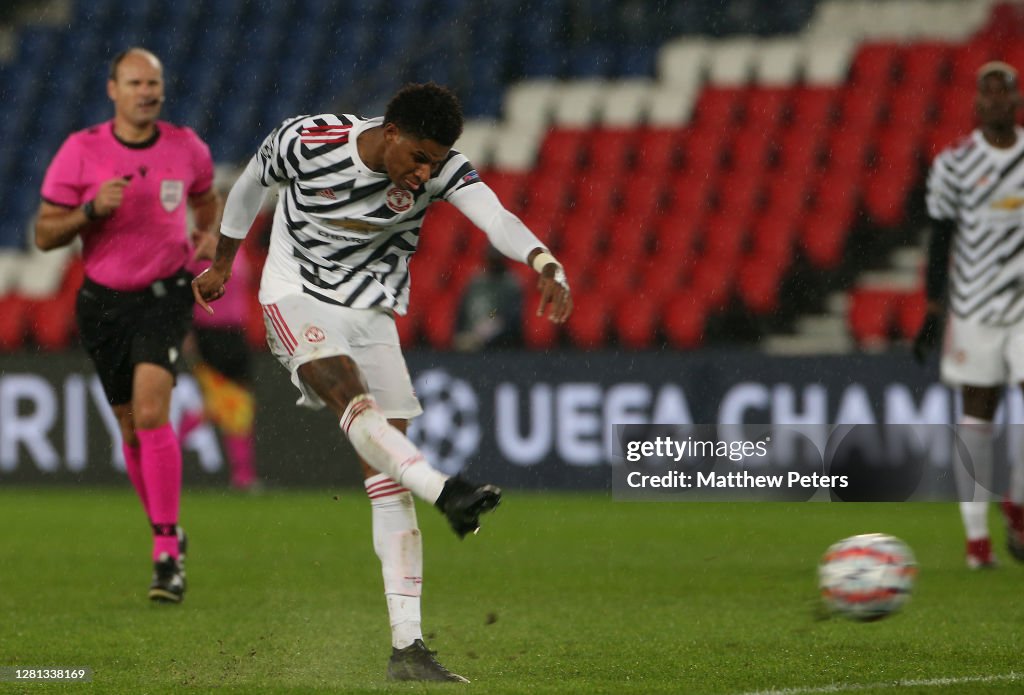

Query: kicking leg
left=298, top=355, right=500, bottom=537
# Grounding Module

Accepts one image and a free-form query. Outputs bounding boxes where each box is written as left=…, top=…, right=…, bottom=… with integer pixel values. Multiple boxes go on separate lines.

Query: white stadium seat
left=599, top=79, right=656, bottom=127
left=503, top=79, right=559, bottom=129
left=491, top=125, right=544, bottom=172
left=707, top=36, right=759, bottom=86
left=657, top=36, right=711, bottom=87
left=646, top=83, right=700, bottom=126
left=756, top=38, right=804, bottom=86
left=18, top=245, right=72, bottom=299
left=455, top=120, right=499, bottom=168
left=802, top=37, right=857, bottom=86
left=551, top=80, right=606, bottom=127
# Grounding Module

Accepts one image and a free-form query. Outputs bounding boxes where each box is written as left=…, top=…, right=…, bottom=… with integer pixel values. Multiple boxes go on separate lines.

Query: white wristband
left=531, top=251, right=560, bottom=273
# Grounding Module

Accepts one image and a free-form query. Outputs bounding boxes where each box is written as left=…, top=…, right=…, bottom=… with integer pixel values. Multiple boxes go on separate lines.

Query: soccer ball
left=818, top=533, right=917, bottom=621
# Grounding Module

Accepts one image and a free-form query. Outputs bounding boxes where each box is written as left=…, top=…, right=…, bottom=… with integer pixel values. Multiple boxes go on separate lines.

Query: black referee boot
left=148, top=553, right=186, bottom=603
left=434, top=475, right=501, bottom=539
left=387, top=639, right=469, bottom=683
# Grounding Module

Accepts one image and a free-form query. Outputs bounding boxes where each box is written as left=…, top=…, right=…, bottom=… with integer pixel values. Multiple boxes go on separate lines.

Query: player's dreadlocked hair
left=384, top=82, right=463, bottom=147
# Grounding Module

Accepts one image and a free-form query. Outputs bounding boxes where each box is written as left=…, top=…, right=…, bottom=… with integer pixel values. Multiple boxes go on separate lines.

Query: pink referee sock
left=121, top=442, right=150, bottom=521
left=138, top=424, right=182, bottom=561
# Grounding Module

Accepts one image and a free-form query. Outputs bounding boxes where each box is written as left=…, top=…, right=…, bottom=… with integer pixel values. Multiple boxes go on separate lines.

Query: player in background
left=193, top=83, right=572, bottom=682
left=915, top=61, right=1024, bottom=568
left=179, top=246, right=260, bottom=491
left=35, top=48, right=220, bottom=602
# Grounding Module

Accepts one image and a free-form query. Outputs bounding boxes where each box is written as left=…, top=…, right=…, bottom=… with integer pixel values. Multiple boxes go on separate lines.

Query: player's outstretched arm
left=449, top=182, right=573, bottom=323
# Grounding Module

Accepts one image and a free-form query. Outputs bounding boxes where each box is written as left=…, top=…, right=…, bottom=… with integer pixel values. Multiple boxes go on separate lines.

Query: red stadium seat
left=28, top=294, right=76, bottom=350
left=537, top=129, right=590, bottom=177
left=691, top=87, right=748, bottom=127
left=480, top=170, right=526, bottom=213
left=524, top=172, right=573, bottom=219
left=886, top=88, right=935, bottom=128
left=587, top=128, right=636, bottom=174
left=838, top=85, right=888, bottom=131
left=420, top=289, right=459, bottom=350
left=849, top=43, right=904, bottom=89
left=934, top=83, right=976, bottom=132
left=635, top=255, right=687, bottom=306
left=571, top=172, right=620, bottom=221
left=802, top=207, right=853, bottom=270
left=863, top=169, right=915, bottom=228
left=902, top=43, right=952, bottom=93
left=689, top=258, right=734, bottom=312
left=418, top=202, right=467, bottom=262
left=729, top=126, right=774, bottom=173
left=662, top=291, right=707, bottom=349
left=950, top=40, right=998, bottom=87
left=664, top=170, right=717, bottom=220
left=926, top=123, right=968, bottom=160
left=897, top=290, right=927, bottom=339
left=585, top=255, right=635, bottom=306
left=614, top=299, right=659, bottom=350
left=790, top=87, right=839, bottom=128
left=682, top=125, right=731, bottom=174
left=737, top=254, right=785, bottom=315
left=605, top=210, right=652, bottom=263
left=823, top=128, right=872, bottom=178
left=566, top=296, right=609, bottom=349
left=745, top=88, right=791, bottom=131
left=701, top=210, right=747, bottom=264
left=634, top=127, right=684, bottom=175
left=777, top=126, right=825, bottom=174
left=0, top=295, right=27, bottom=351
left=848, top=288, right=897, bottom=345
left=620, top=169, right=668, bottom=216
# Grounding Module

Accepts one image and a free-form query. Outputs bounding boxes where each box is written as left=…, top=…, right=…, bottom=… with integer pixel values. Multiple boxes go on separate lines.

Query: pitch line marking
left=736, top=671, right=1022, bottom=695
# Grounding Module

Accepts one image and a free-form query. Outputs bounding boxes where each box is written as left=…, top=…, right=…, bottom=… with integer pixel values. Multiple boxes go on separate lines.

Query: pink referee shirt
left=40, top=120, right=214, bottom=291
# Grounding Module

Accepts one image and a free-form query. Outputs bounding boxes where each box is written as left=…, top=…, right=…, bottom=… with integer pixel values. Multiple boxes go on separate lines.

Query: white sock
left=955, top=417, right=993, bottom=540
left=342, top=395, right=448, bottom=504
left=366, top=474, right=423, bottom=650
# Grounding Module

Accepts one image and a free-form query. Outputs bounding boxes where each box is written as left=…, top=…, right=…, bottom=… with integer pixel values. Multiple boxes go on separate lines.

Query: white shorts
left=941, top=314, right=1024, bottom=386
left=262, top=294, right=422, bottom=419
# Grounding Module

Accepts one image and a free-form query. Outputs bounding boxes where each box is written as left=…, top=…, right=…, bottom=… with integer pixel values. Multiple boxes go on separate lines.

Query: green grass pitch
left=0, top=488, right=1022, bottom=694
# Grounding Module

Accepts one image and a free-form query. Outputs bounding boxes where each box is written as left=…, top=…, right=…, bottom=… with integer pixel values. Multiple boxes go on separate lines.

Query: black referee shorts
left=76, top=269, right=194, bottom=406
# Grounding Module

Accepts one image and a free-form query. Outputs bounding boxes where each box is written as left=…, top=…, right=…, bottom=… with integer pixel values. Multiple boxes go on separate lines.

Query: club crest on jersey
left=160, top=180, right=184, bottom=212
left=304, top=326, right=326, bottom=343
left=386, top=187, right=414, bottom=212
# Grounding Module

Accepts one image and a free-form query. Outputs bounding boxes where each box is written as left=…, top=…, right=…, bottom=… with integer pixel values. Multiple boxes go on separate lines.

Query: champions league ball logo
left=407, top=369, right=481, bottom=475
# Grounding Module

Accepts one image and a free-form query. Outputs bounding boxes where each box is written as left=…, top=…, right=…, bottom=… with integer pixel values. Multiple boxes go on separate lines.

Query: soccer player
left=35, top=48, right=220, bottom=602
left=915, top=61, right=1024, bottom=569
left=193, top=82, right=572, bottom=682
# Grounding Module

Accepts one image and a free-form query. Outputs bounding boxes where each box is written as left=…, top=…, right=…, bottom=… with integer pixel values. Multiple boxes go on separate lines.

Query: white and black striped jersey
left=927, top=127, right=1024, bottom=325
left=254, top=113, right=481, bottom=314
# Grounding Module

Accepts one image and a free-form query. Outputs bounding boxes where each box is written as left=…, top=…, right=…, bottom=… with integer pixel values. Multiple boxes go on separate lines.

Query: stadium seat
left=567, top=297, right=610, bottom=349
left=0, top=295, right=27, bottom=351
left=848, top=288, right=896, bottom=345
left=599, top=80, right=656, bottom=127
left=801, top=207, right=853, bottom=270
left=737, top=255, right=784, bottom=315
left=614, top=300, right=659, bottom=350
left=849, top=43, right=904, bottom=89
left=897, top=290, right=927, bottom=340
left=755, top=39, right=803, bottom=86
left=420, top=289, right=460, bottom=350
left=586, top=128, right=637, bottom=174
left=662, top=292, right=707, bottom=349
left=634, top=128, right=684, bottom=174
left=691, top=88, right=748, bottom=127
left=536, top=129, right=590, bottom=177
left=789, top=87, right=838, bottom=128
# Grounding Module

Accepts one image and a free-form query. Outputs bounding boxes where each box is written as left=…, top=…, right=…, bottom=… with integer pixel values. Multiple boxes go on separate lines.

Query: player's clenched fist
left=191, top=267, right=230, bottom=315
left=92, top=177, right=131, bottom=217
